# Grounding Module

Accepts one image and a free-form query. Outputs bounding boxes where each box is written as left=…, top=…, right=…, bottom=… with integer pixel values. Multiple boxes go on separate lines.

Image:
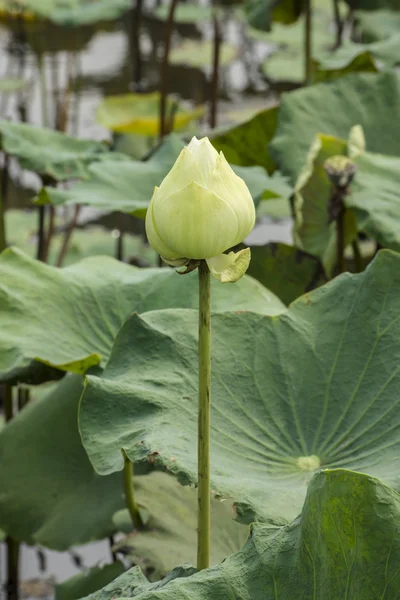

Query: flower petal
left=206, top=248, right=251, bottom=283
left=154, top=181, right=239, bottom=259
left=145, top=191, right=183, bottom=259
left=187, top=137, right=218, bottom=183
left=157, top=146, right=205, bottom=199
left=210, top=153, right=256, bottom=244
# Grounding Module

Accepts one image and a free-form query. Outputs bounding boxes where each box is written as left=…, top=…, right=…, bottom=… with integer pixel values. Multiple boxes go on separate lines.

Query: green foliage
left=82, top=470, right=400, bottom=599
left=0, top=120, right=128, bottom=181
left=355, top=9, right=400, bottom=41
left=40, top=135, right=282, bottom=215
left=55, top=563, right=125, bottom=600
left=0, top=248, right=284, bottom=384
left=80, top=250, right=400, bottom=525
left=246, top=243, right=326, bottom=304
left=0, top=0, right=131, bottom=25
left=271, top=71, right=400, bottom=181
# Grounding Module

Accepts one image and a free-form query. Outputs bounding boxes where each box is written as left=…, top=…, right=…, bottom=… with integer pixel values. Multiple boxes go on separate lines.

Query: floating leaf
left=169, top=40, right=237, bottom=68
left=0, top=248, right=284, bottom=384
left=96, top=93, right=204, bottom=135
left=55, top=563, right=125, bottom=600
left=0, top=120, right=129, bottom=181
left=270, top=71, right=400, bottom=181
left=80, top=249, right=400, bottom=524
left=84, top=470, right=400, bottom=600
left=246, top=242, right=326, bottom=304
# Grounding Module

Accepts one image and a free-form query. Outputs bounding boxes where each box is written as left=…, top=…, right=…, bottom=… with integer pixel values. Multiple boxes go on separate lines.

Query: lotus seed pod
left=145, top=137, right=256, bottom=263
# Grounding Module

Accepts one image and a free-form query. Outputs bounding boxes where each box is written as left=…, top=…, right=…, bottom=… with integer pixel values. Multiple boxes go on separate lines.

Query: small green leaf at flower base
left=206, top=249, right=251, bottom=283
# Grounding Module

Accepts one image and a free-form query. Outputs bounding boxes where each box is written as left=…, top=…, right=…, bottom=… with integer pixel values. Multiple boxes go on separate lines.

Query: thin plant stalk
left=336, top=206, right=345, bottom=274
left=332, top=0, right=344, bottom=49
left=122, top=449, right=143, bottom=530
left=351, top=238, right=363, bottom=273
left=131, top=0, right=144, bottom=90
left=36, top=205, right=46, bottom=262
left=197, top=260, right=211, bottom=571
left=108, top=536, right=118, bottom=563
left=38, top=54, right=49, bottom=261
left=159, top=0, right=179, bottom=139
left=56, top=204, right=81, bottom=267
left=304, top=0, right=312, bottom=86
left=4, top=384, right=20, bottom=600
left=210, top=12, right=221, bottom=129
left=0, top=152, right=10, bottom=252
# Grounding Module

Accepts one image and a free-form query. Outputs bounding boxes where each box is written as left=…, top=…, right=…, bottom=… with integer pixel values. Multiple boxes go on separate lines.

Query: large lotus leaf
left=313, top=34, right=400, bottom=82
left=80, top=249, right=400, bottom=525
left=345, top=0, right=400, bottom=11
left=0, top=375, right=126, bottom=548
left=0, top=0, right=131, bottom=25
left=346, top=151, right=400, bottom=250
left=39, top=136, right=282, bottom=215
left=55, top=563, right=125, bottom=600
left=355, top=9, right=400, bottom=41
left=0, top=248, right=284, bottom=384
left=114, top=472, right=248, bottom=579
left=96, top=93, right=205, bottom=136
left=270, top=71, right=400, bottom=181
left=245, top=0, right=304, bottom=32
left=293, top=133, right=358, bottom=275
left=0, top=120, right=129, bottom=181
left=82, top=470, right=400, bottom=600
left=246, top=242, right=326, bottom=304
left=5, top=210, right=158, bottom=267
left=211, top=107, right=278, bottom=173
left=169, top=40, right=237, bottom=68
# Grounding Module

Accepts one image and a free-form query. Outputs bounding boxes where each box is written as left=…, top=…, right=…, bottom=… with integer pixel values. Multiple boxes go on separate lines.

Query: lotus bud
left=145, top=137, right=255, bottom=281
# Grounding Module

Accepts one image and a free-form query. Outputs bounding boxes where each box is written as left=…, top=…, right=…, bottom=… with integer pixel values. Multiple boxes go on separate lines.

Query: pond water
left=0, top=5, right=291, bottom=598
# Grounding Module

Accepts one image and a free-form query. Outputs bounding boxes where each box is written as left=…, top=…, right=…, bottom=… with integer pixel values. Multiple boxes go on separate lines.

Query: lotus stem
left=197, top=260, right=211, bottom=570
left=0, top=152, right=9, bottom=252
left=210, top=11, right=221, bottom=128
left=332, top=0, right=344, bottom=49
left=132, top=0, right=144, bottom=90
left=304, top=0, right=312, bottom=86
left=352, top=238, right=363, bottom=273
left=122, top=449, right=143, bottom=530
left=159, top=0, right=179, bottom=139
left=336, top=206, right=345, bottom=274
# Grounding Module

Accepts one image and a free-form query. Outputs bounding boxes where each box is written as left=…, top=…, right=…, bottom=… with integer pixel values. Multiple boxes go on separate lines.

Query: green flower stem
left=122, top=449, right=143, bottom=530
left=351, top=239, right=363, bottom=273
left=0, top=190, right=6, bottom=253
left=336, top=206, right=345, bottom=275
left=197, top=260, right=211, bottom=571
left=0, top=151, right=9, bottom=253
left=304, top=0, right=312, bottom=86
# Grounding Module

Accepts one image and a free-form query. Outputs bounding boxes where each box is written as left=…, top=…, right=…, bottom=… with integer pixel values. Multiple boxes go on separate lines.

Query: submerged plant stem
left=197, top=260, right=211, bottom=571
left=122, top=450, right=143, bottom=530
left=304, top=0, right=312, bottom=86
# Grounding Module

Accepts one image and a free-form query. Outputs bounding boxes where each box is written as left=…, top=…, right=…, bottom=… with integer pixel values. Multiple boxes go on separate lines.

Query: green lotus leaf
left=96, top=93, right=204, bottom=135
left=245, top=242, right=326, bottom=304
left=345, top=0, right=400, bottom=12
left=293, top=133, right=357, bottom=276
left=0, top=0, right=131, bottom=25
left=39, top=135, right=283, bottom=215
left=81, top=470, right=400, bottom=600
left=0, top=248, right=284, bottom=384
left=347, top=151, right=400, bottom=250
left=55, top=563, right=126, bottom=600
left=355, top=9, right=400, bottom=41
left=169, top=40, right=237, bottom=68
left=153, top=4, right=212, bottom=23
left=0, top=120, right=129, bottom=181
left=270, top=71, right=400, bottom=182
left=313, top=34, right=400, bottom=82
left=80, top=249, right=400, bottom=525
left=211, top=107, right=278, bottom=173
